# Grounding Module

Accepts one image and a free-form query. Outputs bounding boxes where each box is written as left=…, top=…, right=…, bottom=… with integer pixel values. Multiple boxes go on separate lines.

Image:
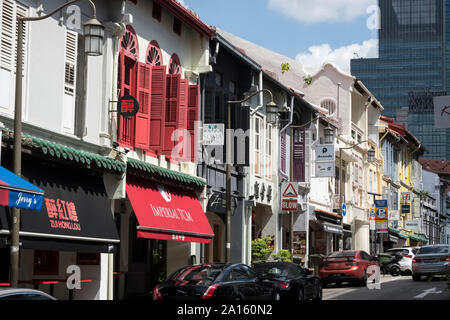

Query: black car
left=253, top=262, right=322, bottom=300
left=153, top=263, right=277, bottom=300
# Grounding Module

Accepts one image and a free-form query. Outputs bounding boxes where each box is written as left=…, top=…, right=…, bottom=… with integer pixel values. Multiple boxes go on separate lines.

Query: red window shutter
left=177, top=79, right=189, bottom=159
left=149, top=65, right=167, bottom=153
left=117, top=52, right=137, bottom=148
left=187, top=85, right=199, bottom=162
left=281, top=130, right=286, bottom=173
left=163, top=74, right=181, bottom=155
left=134, top=62, right=152, bottom=150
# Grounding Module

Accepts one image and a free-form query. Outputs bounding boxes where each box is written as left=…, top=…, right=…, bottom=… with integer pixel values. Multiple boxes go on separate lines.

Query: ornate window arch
left=146, top=40, right=163, bottom=66
left=120, top=25, right=139, bottom=60
left=321, top=99, right=337, bottom=116
left=168, top=53, right=181, bottom=75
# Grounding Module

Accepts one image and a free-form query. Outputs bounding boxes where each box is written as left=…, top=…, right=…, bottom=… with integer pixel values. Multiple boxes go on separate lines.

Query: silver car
left=412, top=244, right=450, bottom=281
left=0, top=288, right=56, bottom=300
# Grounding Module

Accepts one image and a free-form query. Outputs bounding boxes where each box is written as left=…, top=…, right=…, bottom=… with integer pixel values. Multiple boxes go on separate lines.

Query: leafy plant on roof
left=304, top=75, right=313, bottom=85
left=281, top=62, right=290, bottom=75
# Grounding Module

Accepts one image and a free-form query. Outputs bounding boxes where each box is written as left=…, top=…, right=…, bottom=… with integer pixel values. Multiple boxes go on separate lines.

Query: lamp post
left=226, top=89, right=278, bottom=263
left=289, top=114, right=333, bottom=266
left=337, top=140, right=375, bottom=254
left=10, top=0, right=103, bottom=287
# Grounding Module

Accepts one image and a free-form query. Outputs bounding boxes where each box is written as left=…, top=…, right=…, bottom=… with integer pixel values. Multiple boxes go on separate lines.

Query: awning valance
left=0, top=166, right=44, bottom=211
left=126, top=177, right=214, bottom=243
left=0, top=163, right=119, bottom=253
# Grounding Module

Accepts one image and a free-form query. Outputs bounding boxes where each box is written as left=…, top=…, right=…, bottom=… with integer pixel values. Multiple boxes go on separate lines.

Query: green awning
left=388, top=227, right=409, bottom=239
left=2, top=128, right=126, bottom=174
left=127, top=158, right=205, bottom=188
left=410, top=234, right=428, bottom=243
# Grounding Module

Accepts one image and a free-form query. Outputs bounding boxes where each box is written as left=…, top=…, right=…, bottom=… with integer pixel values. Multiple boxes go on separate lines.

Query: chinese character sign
left=44, top=197, right=81, bottom=231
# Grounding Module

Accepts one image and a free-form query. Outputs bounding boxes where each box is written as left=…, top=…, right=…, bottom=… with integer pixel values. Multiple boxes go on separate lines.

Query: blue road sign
left=342, top=203, right=347, bottom=216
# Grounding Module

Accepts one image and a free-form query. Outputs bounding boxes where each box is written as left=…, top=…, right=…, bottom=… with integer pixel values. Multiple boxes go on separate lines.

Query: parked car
left=153, top=264, right=277, bottom=300
left=253, top=262, right=322, bottom=300
left=318, top=250, right=378, bottom=287
left=0, top=288, right=56, bottom=300
left=412, top=244, right=450, bottom=281
left=386, top=247, right=419, bottom=275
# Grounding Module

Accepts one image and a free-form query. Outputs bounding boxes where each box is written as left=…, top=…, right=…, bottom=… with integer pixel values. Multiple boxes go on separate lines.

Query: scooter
left=380, top=253, right=403, bottom=277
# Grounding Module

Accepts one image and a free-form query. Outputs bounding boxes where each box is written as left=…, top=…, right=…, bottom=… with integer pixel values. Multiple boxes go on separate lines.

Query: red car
left=318, top=250, right=378, bottom=287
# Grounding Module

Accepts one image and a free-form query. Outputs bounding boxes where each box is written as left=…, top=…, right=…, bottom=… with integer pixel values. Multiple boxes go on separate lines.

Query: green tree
left=251, top=237, right=273, bottom=263
left=272, top=249, right=292, bottom=262
left=281, top=62, right=290, bottom=74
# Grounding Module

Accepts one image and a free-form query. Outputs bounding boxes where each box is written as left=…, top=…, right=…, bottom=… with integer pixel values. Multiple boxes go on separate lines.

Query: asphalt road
left=323, top=274, right=450, bottom=300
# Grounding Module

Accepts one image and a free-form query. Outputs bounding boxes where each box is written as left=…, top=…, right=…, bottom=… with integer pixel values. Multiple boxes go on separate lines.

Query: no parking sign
left=374, top=200, right=388, bottom=233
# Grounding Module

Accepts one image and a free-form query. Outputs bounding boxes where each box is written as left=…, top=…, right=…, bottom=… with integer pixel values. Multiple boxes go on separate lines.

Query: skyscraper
left=351, top=0, right=450, bottom=160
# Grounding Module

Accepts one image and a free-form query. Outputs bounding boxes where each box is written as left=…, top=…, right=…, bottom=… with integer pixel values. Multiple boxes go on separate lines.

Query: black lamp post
left=10, top=0, right=103, bottom=287
left=225, top=89, right=278, bottom=263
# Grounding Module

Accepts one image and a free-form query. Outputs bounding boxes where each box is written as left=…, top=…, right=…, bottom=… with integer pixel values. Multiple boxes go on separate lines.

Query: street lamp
left=225, top=89, right=278, bottom=263
left=10, top=0, right=103, bottom=287
left=84, top=18, right=105, bottom=56
left=324, top=125, right=335, bottom=145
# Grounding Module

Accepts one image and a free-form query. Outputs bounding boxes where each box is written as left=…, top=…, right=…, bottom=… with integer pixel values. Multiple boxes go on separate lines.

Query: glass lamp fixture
left=84, top=18, right=105, bottom=56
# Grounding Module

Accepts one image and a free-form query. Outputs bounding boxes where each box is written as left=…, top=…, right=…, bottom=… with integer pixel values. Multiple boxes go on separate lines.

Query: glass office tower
left=351, top=0, right=450, bottom=160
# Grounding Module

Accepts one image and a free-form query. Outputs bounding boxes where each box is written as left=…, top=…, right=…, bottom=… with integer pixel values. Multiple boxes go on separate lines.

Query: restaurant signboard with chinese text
left=118, top=95, right=139, bottom=117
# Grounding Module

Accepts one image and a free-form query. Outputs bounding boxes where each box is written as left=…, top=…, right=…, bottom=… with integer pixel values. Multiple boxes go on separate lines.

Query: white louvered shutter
left=62, top=29, right=78, bottom=134
left=64, top=29, right=77, bottom=95
left=1, top=0, right=28, bottom=71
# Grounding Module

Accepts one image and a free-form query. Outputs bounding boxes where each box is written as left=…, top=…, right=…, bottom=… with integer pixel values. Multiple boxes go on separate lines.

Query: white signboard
left=315, top=161, right=335, bottom=177
left=315, top=145, right=335, bottom=161
left=203, top=123, right=225, bottom=145
left=433, top=96, right=450, bottom=129
left=405, top=220, right=420, bottom=232
left=389, top=210, right=400, bottom=221
left=369, top=220, right=376, bottom=231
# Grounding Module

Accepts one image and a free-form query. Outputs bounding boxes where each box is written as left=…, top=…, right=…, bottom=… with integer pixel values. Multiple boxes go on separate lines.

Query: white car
left=386, top=247, right=419, bottom=275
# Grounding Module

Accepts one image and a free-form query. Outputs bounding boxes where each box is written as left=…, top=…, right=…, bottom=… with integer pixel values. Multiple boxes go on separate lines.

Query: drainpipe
left=109, top=22, right=126, bottom=144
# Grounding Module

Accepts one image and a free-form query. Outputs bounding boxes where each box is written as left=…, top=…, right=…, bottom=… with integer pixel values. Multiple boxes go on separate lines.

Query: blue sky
left=182, top=0, right=379, bottom=73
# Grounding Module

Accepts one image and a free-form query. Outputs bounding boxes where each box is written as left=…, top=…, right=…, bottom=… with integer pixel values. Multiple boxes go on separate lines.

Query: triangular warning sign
left=282, top=183, right=298, bottom=198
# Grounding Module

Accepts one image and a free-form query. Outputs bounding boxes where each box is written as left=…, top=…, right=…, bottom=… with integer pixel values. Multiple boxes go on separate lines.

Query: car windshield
left=328, top=251, right=356, bottom=258
left=170, top=265, right=225, bottom=285
left=387, top=249, right=408, bottom=256
left=418, top=246, right=450, bottom=255
left=254, top=265, right=288, bottom=278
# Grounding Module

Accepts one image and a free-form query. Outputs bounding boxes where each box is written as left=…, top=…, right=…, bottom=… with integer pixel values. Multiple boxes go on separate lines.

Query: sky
left=178, top=0, right=379, bottom=74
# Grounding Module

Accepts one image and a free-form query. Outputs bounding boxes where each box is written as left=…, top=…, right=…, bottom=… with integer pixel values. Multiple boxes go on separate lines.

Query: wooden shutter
left=163, top=74, right=180, bottom=155
left=177, top=79, right=189, bottom=159
left=292, top=127, right=306, bottom=182
left=134, top=62, right=152, bottom=150
left=149, top=65, right=167, bottom=153
left=281, top=130, right=286, bottom=174
left=187, top=85, right=199, bottom=162
left=117, top=52, right=137, bottom=147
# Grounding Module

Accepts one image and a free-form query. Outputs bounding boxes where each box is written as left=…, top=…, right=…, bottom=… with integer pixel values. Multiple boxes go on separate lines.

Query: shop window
left=173, top=17, right=182, bottom=36
left=33, top=251, right=59, bottom=275
left=152, top=2, right=162, bottom=22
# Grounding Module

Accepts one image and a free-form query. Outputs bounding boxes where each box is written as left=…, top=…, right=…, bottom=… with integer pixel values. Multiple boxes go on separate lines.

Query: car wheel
left=313, top=282, right=322, bottom=300
left=412, top=275, right=421, bottom=281
left=390, top=265, right=401, bottom=277
left=359, top=270, right=367, bottom=287
left=296, top=287, right=305, bottom=300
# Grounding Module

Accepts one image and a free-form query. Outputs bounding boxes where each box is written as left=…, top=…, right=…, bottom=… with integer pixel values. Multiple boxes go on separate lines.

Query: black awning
left=0, top=162, right=119, bottom=252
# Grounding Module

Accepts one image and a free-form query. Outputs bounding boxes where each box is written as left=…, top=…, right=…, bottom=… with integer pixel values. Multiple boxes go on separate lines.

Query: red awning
left=126, top=177, right=214, bottom=243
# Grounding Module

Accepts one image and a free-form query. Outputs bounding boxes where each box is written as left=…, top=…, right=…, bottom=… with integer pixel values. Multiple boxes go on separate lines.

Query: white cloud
left=268, top=0, right=377, bottom=24
left=295, top=38, right=378, bottom=74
